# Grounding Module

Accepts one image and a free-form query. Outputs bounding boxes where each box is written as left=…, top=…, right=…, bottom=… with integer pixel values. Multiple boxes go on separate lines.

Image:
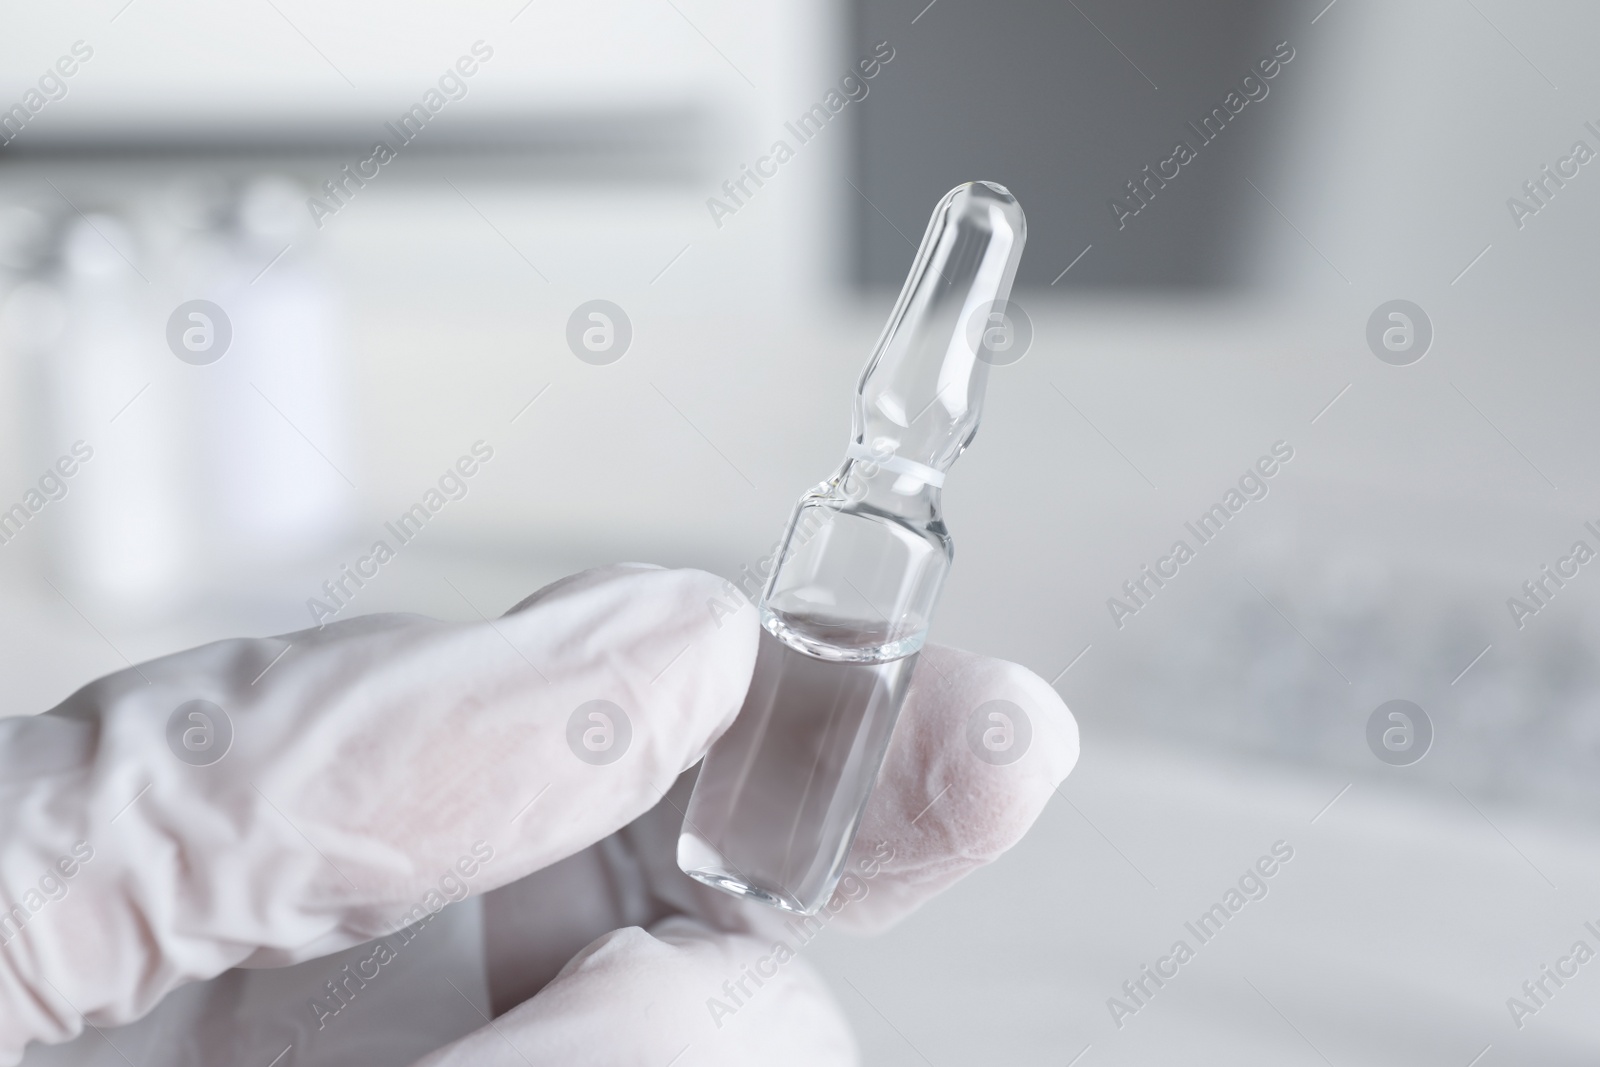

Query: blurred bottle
left=0, top=204, right=193, bottom=613
left=163, top=175, right=352, bottom=607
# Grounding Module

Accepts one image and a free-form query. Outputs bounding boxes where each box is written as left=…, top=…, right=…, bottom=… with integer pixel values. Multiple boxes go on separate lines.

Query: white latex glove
left=0, top=564, right=1077, bottom=1066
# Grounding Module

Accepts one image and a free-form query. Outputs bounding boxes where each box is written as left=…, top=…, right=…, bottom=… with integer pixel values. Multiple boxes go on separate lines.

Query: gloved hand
left=0, top=564, right=1077, bottom=1066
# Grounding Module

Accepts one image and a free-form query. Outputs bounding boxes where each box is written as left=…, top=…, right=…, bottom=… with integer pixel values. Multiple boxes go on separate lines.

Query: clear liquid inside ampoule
left=678, top=616, right=918, bottom=915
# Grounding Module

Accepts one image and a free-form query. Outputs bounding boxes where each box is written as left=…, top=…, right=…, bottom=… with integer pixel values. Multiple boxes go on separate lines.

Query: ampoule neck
left=838, top=458, right=944, bottom=525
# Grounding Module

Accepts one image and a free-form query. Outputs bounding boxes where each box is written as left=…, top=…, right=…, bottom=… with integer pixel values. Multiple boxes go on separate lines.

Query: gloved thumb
left=410, top=917, right=858, bottom=1067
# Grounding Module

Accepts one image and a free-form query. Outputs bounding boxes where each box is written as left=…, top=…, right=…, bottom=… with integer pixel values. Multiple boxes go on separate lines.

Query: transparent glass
left=678, top=182, right=1027, bottom=914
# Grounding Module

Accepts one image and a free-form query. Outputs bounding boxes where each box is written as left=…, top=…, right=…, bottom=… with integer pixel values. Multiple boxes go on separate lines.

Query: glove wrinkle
left=0, top=716, right=94, bottom=785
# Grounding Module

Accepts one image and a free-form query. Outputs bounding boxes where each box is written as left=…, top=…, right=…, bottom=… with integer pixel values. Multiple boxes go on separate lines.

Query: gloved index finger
left=0, top=564, right=758, bottom=1064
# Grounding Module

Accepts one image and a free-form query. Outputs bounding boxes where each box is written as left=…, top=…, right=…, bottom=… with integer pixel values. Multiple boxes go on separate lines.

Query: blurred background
left=5, top=0, right=1600, bottom=1063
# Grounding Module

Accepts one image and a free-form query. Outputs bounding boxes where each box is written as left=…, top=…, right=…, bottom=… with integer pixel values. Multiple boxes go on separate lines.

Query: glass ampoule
left=678, top=181, right=1027, bottom=915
